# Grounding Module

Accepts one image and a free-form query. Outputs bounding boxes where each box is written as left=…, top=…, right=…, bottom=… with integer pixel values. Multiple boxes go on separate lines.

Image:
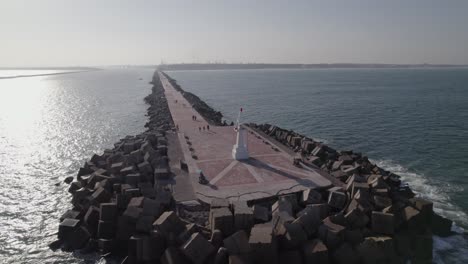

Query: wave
left=373, top=159, right=468, bottom=263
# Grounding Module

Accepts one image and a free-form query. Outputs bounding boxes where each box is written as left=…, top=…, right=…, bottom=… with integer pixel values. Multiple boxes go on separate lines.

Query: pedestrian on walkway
left=176, top=124, right=179, bottom=131
left=199, top=127, right=201, bottom=132
left=207, top=125, right=210, bottom=131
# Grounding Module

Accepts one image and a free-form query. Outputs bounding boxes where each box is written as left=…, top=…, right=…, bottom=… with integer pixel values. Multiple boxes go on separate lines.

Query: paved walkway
left=159, top=72, right=331, bottom=202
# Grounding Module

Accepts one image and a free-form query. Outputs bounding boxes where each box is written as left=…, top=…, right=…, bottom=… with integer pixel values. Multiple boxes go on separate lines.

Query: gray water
left=167, top=68, right=468, bottom=263
left=0, top=69, right=152, bottom=263
left=1, top=68, right=467, bottom=263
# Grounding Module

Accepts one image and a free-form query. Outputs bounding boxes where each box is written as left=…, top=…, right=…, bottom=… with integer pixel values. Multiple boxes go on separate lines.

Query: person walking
left=207, top=125, right=210, bottom=131
left=199, top=127, right=201, bottom=132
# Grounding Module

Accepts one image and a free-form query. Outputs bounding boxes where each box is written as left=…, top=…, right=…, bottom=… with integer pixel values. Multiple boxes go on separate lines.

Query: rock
left=143, top=198, right=162, bottom=217
left=68, top=181, right=82, bottom=194
left=253, top=205, right=269, bottom=222
left=136, top=215, right=156, bottom=233
left=412, top=233, right=433, bottom=262
left=249, top=224, right=278, bottom=264
left=160, top=247, right=188, bottom=264
left=223, top=230, right=251, bottom=255
left=281, top=222, right=308, bottom=249
left=431, top=212, right=453, bottom=237
left=372, top=195, right=392, bottom=210
left=97, top=220, right=115, bottom=239
left=212, top=199, right=228, bottom=209
left=98, top=238, right=113, bottom=253
left=292, top=208, right=321, bottom=237
left=210, top=229, right=224, bottom=249
left=272, top=198, right=293, bottom=217
left=301, top=189, right=322, bottom=205
left=302, top=239, right=328, bottom=264
left=58, top=218, right=80, bottom=240
left=128, top=196, right=145, bottom=208
left=100, top=203, right=118, bottom=222
left=84, top=206, right=100, bottom=235
left=90, top=187, right=111, bottom=205
left=122, top=206, right=143, bottom=223
left=301, top=203, right=329, bottom=220
left=59, top=210, right=82, bottom=222
left=67, top=226, right=91, bottom=249
left=64, top=176, right=74, bottom=184
left=328, top=191, right=347, bottom=209
left=333, top=242, right=359, bottom=264
left=356, top=236, right=395, bottom=264
left=154, top=168, right=170, bottom=180
left=344, top=229, right=364, bottom=245
left=409, top=197, right=433, bottom=220
left=278, top=250, right=303, bottom=264
left=344, top=208, right=369, bottom=229
left=233, top=201, right=254, bottom=231
left=181, top=232, right=215, bottom=264
left=318, top=217, right=345, bottom=249
left=153, top=211, right=186, bottom=237
left=214, top=247, right=229, bottom=264
left=210, top=207, right=234, bottom=236
left=371, top=211, right=394, bottom=235
left=401, top=206, right=422, bottom=228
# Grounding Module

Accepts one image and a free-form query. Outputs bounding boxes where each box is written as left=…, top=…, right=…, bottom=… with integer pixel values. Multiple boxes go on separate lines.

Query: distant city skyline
left=1, top=0, right=468, bottom=67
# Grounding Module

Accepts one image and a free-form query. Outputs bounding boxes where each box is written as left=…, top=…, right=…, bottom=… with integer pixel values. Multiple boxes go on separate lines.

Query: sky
left=1, top=0, right=468, bottom=67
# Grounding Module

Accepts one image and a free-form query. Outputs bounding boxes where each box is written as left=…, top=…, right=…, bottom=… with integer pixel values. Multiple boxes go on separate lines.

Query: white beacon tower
left=232, top=108, right=249, bottom=160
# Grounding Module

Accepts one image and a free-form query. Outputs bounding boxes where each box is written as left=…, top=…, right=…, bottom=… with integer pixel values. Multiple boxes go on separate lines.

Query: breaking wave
left=373, top=159, right=468, bottom=263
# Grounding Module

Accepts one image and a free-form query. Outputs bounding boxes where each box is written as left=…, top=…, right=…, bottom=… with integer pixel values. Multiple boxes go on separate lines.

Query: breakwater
left=162, top=72, right=225, bottom=126
left=54, top=70, right=456, bottom=264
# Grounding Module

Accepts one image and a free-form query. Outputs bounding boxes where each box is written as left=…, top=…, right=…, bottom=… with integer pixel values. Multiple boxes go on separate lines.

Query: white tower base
left=232, top=126, right=249, bottom=160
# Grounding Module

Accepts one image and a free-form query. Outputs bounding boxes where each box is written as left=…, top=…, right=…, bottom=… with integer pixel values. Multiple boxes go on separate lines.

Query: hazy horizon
left=1, top=0, right=468, bottom=67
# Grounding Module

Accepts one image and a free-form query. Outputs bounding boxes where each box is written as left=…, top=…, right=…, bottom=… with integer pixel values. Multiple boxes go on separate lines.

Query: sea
left=0, top=67, right=467, bottom=263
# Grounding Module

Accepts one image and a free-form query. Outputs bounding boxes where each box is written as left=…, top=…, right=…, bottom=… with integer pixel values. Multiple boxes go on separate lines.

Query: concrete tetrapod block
left=233, top=201, right=254, bottom=231
left=302, top=239, right=329, bottom=264
left=99, top=203, right=117, bottom=222
left=356, top=236, right=395, bottom=264
left=318, top=217, right=346, bottom=249
left=278, top=250, right=303, bottom=264
left=292, top=207, right=321, bottom=237
left=59, top=210, right=82, bottom=222
left=333, top=242, right=360, bottom=264
left=97, top=220, right=115, bottom=239
left=327, top=191, right=347, bottom=209
left=271, top=198, right=293, bottom=217
left=371, top=211, right=395, bottom=235
left=58, top=218, right=80, bottom=240
left=223, top=230, right=251, bottom=255
left=249, top=224, right=278, bottom=264
left=153, top=211, right=186, bottom=238
left=210, top=207, right=234, bottom=236
left=67, top=226, right=91, bottom=250
left=160, top=247, right=189, bottom=264
left=210, top=198, right=230, bottom=209
left=181, top=232, right=216, bottom=264
left=253, top=205, right=269, bottom=222
left=84, top=206, right=100, bottom=235
left=301, top=188, right=322, bottom=205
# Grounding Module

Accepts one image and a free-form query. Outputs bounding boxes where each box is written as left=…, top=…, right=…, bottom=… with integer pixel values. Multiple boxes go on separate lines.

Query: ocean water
left=1, top=68, right=467, bottom=263
left=167, top=68, right=468, bottom=263
left=0, top=69, right=152, bottom=263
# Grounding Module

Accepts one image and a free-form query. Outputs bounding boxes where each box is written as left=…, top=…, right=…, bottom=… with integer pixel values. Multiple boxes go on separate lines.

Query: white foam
left=373, top=159, right=468, bottom=263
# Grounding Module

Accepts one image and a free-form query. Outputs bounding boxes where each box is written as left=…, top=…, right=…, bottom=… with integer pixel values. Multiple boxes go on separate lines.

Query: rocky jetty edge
left=54, top=70, right=455, bottom=264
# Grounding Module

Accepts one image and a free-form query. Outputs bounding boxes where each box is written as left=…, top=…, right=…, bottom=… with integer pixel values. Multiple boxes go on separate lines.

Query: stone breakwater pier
left=54, top=70, right=455, bottom=264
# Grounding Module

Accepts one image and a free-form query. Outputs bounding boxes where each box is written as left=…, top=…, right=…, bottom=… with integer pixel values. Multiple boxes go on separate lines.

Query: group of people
left=191, top=115, right=197, bottom=121
left=198, top=125, right=210, bottom=132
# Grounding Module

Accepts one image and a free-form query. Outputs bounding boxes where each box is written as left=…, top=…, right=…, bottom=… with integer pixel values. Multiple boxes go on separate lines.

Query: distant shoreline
left=158, top=63, right=468, bottom=71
